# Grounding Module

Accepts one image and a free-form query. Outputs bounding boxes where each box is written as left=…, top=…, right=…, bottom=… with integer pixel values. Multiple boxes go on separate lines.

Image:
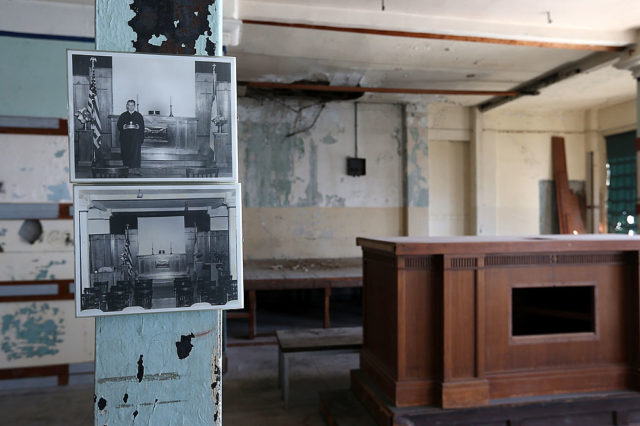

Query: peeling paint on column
left=94, top=1, right=224, bottom=423
left=94, top=311, right=222, bottom=425
left=96, top=0, right=222, bottom=56
left=176, top=333, right=195, bottom=359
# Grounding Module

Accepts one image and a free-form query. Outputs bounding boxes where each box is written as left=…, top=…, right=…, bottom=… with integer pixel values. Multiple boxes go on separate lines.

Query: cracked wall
left=239, top=98, right=405, bottom=259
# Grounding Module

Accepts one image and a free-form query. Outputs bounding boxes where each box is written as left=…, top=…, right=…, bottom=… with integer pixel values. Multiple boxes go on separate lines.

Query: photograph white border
left=67, top=49, right=238, bottom=183
left=74, top=184, right=243, bottom=317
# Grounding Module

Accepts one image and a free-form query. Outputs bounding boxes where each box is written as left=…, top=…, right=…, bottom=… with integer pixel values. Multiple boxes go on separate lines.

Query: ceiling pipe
left=242, top=19, right=628, bottom=52
left=239, top=81, right=521, bottom=97
left=478, top=49, right=631, bottom=111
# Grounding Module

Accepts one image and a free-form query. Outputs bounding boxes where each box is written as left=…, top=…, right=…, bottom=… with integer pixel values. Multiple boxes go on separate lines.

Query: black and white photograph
left=74, top=185, right=243, bottom=316
left=67, top=50, right=237, bottom=182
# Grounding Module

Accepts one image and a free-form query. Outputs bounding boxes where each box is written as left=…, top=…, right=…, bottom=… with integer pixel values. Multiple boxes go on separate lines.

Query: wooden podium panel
left=355, top=235, right=640, bottom=411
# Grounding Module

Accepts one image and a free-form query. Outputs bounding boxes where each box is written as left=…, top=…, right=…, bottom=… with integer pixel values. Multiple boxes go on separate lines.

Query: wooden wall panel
left=361, top=251, right=398, bottom=383
left=484, top=263, right=627, bottom=374
left=445, top=268, right=476, bottom=380
left=399, top=264, right=437, bottom=379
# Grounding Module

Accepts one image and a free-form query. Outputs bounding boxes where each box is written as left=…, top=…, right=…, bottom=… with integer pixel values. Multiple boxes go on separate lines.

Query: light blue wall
left=0, top=35, right=94, bottom=118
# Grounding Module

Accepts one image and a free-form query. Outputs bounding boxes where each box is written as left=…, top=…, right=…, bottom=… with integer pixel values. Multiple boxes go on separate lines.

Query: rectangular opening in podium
left=512, top=285, right=596, bottom=336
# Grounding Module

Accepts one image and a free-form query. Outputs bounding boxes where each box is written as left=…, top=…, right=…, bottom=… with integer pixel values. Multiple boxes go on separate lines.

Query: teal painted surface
left=96, top=0, right=223, bottom=56
left=0, top=36, right=93, bottom=118
left=407, top=126, right=429, bottom=207
left=34, top=260, right=67, bottom=280
left=46, top=182, right=72, bottom=202
left=1, top=303, right=64, bottom=360
left=94, top=311, right=222, bottom=425
left=94, top=1, right=224, bottom=424
left=605, top=131, right=637, bottom=233
left=95, top=0, right=137, bottom=52
left=241, top=121, right=306, bottom=207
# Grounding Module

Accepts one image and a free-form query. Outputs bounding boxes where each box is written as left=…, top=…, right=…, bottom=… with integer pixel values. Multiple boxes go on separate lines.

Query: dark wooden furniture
left=229, top=258, right=362, bottom=339
left=277, top=326, right=362, bottom=407
left=108, top=115, right=198, bottom=153
left=353, top=235, right=640, bottom=424
left=138, top=253, right=188, bottom=279
left=321, top=386, right=640, bottom=426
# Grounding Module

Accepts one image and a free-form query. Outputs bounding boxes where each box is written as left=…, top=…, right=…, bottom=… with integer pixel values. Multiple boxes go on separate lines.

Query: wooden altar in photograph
left=106, top=115, right=205, bottom=168
left=352, top=235, right=640, bottom=423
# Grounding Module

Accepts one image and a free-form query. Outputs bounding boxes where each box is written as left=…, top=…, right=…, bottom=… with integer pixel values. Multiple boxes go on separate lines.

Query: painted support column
left=471, top=109, right=497, bottom=235
left=93, top=2, right=224, bottom=425
left=404, top=103, right=430, bottom=236
left=584, top=108, right=605, bottom=233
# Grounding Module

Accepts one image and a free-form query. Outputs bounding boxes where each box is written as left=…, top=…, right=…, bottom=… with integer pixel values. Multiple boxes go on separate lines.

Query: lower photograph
left=74, top=184, right=243, bottom=316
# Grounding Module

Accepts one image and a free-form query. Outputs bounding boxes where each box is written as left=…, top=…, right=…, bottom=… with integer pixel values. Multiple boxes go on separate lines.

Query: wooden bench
left=276, top=326, right=362, bottom=407
left=228, top=258, right=362, bottom=339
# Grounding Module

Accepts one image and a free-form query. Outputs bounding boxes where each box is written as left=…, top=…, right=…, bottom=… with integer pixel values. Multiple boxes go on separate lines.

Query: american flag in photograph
left=121, top=224, right=135, bottom=279
left=88, top=57, right=102, bottom=151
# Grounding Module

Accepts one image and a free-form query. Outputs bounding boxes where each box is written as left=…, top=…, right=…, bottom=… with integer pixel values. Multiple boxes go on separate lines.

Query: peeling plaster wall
left=0, top=301, right=94, bottom=369
left=597, top=99, right=636, bottom=135
left=482, top=109, right=588, bottom=235
left=0, top=135, right=93, bottom=370
left=0, top=0, right=95, bottom=376
left=0, top=135, right=72, bottom=203
left=238, top=98, right=404, bottom=259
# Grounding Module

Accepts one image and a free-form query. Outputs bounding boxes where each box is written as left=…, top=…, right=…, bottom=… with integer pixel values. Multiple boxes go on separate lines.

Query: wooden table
left=353, top=235, right=640, bottom=424
left=228, top=258, right=362, bottom=339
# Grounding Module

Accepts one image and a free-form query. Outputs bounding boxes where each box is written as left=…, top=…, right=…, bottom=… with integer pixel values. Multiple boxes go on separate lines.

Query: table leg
left=283, top=353, right=290, bottom=407
left=278, top=348, right=283, bottom=389
left=248, top=290, right=256, bottom=339
left=324, top=287, right=331, bottom=328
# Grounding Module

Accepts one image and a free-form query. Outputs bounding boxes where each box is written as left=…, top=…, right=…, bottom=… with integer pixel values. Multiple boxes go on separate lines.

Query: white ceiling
left=28, top=0, right=640, bottom=111
left=227, top=0, right=640, bottom=110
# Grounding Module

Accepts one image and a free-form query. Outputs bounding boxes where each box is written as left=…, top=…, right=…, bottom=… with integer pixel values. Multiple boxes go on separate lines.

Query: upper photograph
left=67, top=50, right=237, bottom=182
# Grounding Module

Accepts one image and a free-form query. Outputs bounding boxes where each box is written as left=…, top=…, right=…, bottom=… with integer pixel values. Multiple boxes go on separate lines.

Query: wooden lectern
left=353, top=235, right=640, bottom=424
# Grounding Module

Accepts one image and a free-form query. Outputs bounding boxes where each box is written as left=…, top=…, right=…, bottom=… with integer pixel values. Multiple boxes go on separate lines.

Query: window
left=606, top=131, right=637, bottom=234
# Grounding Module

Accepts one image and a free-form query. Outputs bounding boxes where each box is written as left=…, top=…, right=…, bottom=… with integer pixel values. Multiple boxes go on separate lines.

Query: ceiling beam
left=239, top=81, right=521, bottom=97
left=477, top=50, right=630, bottom=112
left=243, top=19, right=627, bottom=52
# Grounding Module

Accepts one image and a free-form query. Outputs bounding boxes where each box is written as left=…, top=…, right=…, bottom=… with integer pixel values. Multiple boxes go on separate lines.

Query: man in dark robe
left=117, top=99, right=145, bottom=176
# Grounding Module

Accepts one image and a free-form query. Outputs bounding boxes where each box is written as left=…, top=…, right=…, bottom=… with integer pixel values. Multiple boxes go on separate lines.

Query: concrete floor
left=0, top=292, right=362, bottom=425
